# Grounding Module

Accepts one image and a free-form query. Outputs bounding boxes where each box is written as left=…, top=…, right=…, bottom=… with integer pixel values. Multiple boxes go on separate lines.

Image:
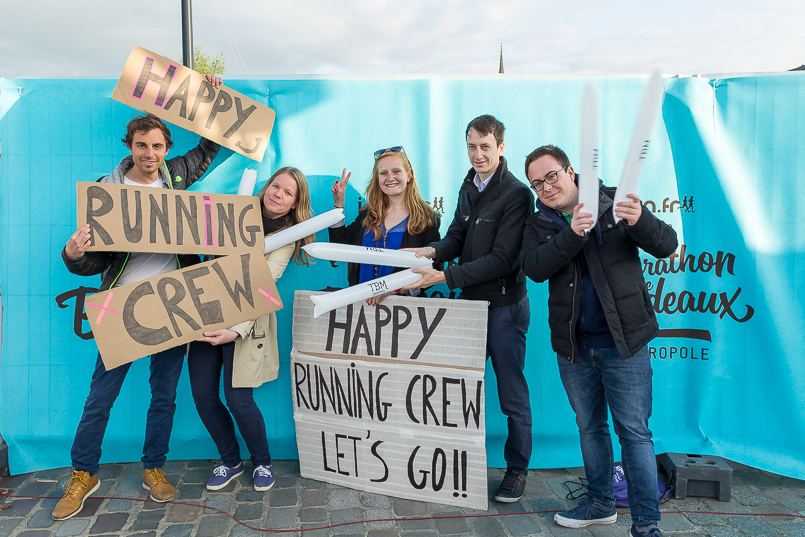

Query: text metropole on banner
left=88, top=252, right=281, bottom=369
left=112, top=47, right=275, bottom=161
left=77, top=183, right=264, bottom=256
left=291, top=291, right=489, bottom=509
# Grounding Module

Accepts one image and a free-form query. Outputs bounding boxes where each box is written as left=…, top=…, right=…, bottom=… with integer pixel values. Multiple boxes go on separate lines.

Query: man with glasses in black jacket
left=519, top=145, right=676, bottom=537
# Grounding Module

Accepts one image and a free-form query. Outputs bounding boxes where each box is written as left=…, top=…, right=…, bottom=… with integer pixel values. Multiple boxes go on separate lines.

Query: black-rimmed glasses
left=530, top=166, right=567, bottom=192
left=374, top=146, right=405, bottom=159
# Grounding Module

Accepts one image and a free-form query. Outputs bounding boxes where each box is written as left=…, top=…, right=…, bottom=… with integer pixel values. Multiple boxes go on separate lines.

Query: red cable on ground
left=1, top=493, right=803, bottom=533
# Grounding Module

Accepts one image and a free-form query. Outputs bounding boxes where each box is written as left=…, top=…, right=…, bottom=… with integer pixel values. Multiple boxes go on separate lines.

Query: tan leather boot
left=143, top=468, right=174, bottom=502
left=52, top=470, right=99, bottom=520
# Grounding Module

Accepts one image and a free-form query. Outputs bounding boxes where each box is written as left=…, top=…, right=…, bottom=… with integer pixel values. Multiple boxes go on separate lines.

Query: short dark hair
left=121, top=113, right=174, bottom=149
left=465, top=115, right=505, bottom=147
left=524, top=145, right=570, bottom=177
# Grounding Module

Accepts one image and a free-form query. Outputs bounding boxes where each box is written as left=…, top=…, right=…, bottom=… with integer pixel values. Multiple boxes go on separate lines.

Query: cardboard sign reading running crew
left=77, top=182, right=264, bottom=256
left=88, top=252, right=280, bottom=369
left=112, top=47, right=275, bottom=162
left=291, top=291, right=489, bottom=510
left=292, top=350, right=486, bottom=433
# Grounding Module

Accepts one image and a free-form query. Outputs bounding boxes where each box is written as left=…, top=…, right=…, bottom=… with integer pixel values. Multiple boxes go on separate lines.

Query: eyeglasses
left=374, top=146, right=406, bottom=159
left=530, top=166, right=567, bottom=192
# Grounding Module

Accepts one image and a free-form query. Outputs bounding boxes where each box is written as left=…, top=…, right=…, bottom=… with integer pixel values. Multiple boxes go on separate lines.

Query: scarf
left=263, top=213, right=291, bottom=235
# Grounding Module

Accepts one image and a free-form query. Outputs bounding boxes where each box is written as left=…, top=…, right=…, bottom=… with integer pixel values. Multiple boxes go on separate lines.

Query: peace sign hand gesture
left=332, top=168, right=351, bottom=209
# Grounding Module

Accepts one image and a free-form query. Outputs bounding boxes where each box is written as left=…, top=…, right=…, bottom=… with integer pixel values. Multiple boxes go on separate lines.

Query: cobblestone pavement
left=1, top=459, right=804, bottom=536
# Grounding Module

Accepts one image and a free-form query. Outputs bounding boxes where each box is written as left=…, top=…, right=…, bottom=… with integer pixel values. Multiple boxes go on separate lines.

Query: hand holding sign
left=197, top=328, right=238, bottom=345
left=204, top=73, right=223, bottom=89
left=65, top=224, right=92, bottom=260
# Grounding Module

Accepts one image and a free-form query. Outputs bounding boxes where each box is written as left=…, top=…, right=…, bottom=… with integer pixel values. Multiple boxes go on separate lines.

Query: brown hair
left=465, top=114, right=505, bottom=147
left=256, top=167, right=314, bottom=266
left=362, top=152, right=438, bottom=242
left=524, top=145, right=571, bottom=177
left=121, top=113, right=174, bottom=149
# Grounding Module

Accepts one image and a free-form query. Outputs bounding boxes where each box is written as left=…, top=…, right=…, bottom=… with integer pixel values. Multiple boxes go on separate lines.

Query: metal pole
left=0, top=206, right=8, bottom=476
left=181, top=0, right=194, bottom=70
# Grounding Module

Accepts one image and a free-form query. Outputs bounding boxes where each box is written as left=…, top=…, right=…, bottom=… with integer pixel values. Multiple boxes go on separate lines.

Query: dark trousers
left=558, top=346, right=660, bottom=527
left=71, top=345, right=185, bottom=475
left=187, top=341, right=271, bottom=468
left=487, top=295, right=532, bottom=474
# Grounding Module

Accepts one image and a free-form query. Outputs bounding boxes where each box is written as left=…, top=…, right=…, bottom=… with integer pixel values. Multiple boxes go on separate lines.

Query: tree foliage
left=171, top=46, right=226, bottom=74
left=193, top=46, right=226, bottom=75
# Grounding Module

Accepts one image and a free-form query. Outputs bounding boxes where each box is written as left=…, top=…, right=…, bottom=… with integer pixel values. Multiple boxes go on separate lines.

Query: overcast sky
left=1, top=0, right=803, bottom=78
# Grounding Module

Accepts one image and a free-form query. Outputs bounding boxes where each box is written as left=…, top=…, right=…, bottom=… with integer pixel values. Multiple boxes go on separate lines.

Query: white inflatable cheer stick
left=310, top=269, right=424, bottom=318
left=613, top=71, right=665, bottom=222
left=579, top=83, right=601, bottom=233
left=302, top=242, right=433, bottom=269
left=263, top=209, right=344, bottom=254
left=237, top=168, right=258, bottom=196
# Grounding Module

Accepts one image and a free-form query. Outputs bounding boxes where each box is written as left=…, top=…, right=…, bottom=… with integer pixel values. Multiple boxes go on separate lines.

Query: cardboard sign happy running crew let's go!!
left=77, top=183, right=264, bottom=257
left=86, top=252, right=281, bottom=369
left=112, top=47, right=275, bottom=162
left=291, top=291, right=489, bottom=510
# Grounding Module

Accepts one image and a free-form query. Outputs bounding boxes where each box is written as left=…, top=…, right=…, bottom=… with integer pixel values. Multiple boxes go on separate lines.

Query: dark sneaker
left=554, top=498, right=617, bottom=528
left=253, top=464, right=275, bottom=492
left=206, top=463, right=244, bottom=491
left=494, top=469, right=526, bottom=503
left=628, top=525, right=663, bottom=536
left=52, top=470, right=99, bottom=520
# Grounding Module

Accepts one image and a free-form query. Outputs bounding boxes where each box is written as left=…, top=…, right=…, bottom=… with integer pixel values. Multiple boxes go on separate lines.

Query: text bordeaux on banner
left=77, top=182, right=264, bottom=257
left=88, top=252, right=281, bottom=369
left=291, top=291, right=489, bottom=510
left=112, top=47, right=276, bottom=162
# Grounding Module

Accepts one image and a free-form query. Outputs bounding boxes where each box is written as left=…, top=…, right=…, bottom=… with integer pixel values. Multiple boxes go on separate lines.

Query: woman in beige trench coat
left=187, top=167, right=314, bottom=493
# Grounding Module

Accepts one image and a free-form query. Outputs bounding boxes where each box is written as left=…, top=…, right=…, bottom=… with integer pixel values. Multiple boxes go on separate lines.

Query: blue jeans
left=557, top=345, right=660, bottom=527
left=487, top=296, right=532, bottom=474
left=187, top=341, right=271, bottom=468
left=71, top=346, right=185, bottom=475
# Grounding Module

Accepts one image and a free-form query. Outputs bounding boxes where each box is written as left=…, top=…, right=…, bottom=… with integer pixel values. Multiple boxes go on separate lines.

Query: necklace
left=374, top=224, right=389, bottom=278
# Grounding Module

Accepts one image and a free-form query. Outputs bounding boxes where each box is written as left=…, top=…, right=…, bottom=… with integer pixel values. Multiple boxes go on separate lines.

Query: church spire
left=499, top=43, right=504, bottom=74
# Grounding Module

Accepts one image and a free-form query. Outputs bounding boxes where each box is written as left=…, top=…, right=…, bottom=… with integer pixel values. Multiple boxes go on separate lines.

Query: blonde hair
left=363, top=152, right=438, bottom=241
left=256, top=167, right=314, bottom=266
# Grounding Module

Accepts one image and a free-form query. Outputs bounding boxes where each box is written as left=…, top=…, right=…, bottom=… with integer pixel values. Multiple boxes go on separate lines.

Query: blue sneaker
left=628, top=525, right=663, bottom=536
left=206, top=463, right=244, bottom=491
left=554, top=498, right=617, bottom=528
left=253, top=464, right=275, bottom=492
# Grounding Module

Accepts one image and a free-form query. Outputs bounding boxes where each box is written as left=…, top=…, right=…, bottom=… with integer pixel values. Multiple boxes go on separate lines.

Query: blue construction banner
left=1, top=74, right=803, bottom=478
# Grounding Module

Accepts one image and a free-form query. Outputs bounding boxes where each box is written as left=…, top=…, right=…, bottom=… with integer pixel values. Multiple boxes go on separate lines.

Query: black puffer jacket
left=329, top=210, right=441, bottom=286
left=432, top=157, right=534, bottom=308
left=520, top=185, right=677, bottom=361
left=61, top=138, right=220, bottom=291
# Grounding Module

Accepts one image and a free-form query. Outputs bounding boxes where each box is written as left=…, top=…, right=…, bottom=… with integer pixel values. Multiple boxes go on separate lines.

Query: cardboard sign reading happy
left=77, top=182, right=264, bottom=256
left=87, top=252, right=280, bottom=369
left=112, top=47, right=275, bottom=161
